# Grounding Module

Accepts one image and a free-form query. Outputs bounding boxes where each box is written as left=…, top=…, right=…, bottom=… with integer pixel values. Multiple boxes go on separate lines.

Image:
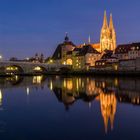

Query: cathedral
left=51, top=11, right=117, bottom=69
left=100, top=11, right=116, bottom=52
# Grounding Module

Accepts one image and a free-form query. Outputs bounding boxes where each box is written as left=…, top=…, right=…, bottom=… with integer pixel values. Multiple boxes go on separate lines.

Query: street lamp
left=0, top=55, right=3, bottom=61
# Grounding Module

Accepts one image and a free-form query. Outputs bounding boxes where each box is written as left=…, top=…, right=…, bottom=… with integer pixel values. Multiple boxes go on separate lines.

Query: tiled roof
left=115, top=44, right=131, bottom=54
left=115, top=43, right=140, bottom=54
left=101, top=50, right=113, bottom=59
left=73, top=48, right=82, bottom=52
left=77, top=45, right=100, bottom=56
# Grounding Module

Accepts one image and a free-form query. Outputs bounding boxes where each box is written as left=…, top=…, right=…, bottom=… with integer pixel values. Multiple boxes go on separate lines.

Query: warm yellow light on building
left=49, top=59, right=53, bottom=63
left=63, top=79, right=67, bottom=88
left=66, top=59, right=72, bottom=65
left=114, top=64, right=118, bottom=71
left=63, top=61, right=66, bottom=65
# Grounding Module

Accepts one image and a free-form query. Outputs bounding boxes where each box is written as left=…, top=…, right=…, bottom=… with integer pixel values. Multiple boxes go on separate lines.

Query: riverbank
left=1, top=70, right=140, bottom=77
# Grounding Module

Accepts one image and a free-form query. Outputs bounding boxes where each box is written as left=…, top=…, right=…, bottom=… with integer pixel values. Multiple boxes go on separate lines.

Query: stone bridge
left=0, top=61, right=70, bottom=75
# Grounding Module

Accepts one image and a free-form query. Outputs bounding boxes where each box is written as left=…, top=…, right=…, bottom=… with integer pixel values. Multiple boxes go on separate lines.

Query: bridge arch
left=5, top=65, right=24, bottom=75
left=33, top=66, right=47, bottom=74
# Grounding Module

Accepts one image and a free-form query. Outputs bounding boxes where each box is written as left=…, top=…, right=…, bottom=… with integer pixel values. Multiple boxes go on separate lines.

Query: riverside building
left=51, top=11, right=117, bottom=70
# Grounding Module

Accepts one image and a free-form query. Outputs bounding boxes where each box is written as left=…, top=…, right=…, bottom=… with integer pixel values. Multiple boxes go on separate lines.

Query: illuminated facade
left=100, top=11, right=116, bottom=52
left=72, top=45, right=101, bottom=70
left=114, top=43, right=140, bottom=60
left=52, top=34, right=76, bottom=65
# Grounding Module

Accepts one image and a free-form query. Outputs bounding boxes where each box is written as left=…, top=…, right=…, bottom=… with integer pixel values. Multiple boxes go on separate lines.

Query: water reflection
left=47, top=77, right=118, bottom=133
left=0, top=75, right=140, bottom=135
left=0, top=90, right=2, bottom=107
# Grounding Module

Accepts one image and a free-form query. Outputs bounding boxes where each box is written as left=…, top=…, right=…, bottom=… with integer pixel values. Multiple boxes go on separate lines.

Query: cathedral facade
left=100, top=11, right=116, bottom=52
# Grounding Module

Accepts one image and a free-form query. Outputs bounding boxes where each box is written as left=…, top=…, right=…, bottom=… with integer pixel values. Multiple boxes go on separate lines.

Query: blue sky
left=0, top=0, right=140, bottom=59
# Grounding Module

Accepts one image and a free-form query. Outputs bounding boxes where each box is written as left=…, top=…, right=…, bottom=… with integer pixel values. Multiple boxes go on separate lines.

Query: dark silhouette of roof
left=101, top=50, right=113, bottom=59
left=52, top=38, right=76, bottom=60
left=77, top=45, right=100, bottom=56
left=52, top=44, right=62, bottom=60
left=132, top=42, right=140, bottom=46
left=115, top=44, right=131, bottom=54
left=115, top=43, right=140, bottom=54
left=73, top=47, right=82, bottom=52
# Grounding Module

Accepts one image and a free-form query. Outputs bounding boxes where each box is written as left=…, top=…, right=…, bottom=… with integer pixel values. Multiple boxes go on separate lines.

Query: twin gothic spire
left=103, top=11, right=108, bottom=29
left=103, top=11, right=115, bottom=30
left=100, top=11, right=116, bottom=52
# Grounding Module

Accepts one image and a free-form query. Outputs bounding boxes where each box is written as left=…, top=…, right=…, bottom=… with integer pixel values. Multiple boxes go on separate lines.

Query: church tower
left=109, top=14, right=116, bottom=51
left=100, top=11, right=116, bottom=52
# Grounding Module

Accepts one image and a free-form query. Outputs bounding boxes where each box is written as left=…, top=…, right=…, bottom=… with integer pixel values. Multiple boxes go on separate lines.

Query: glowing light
left=26, top=87, right=30, bottom=96
left=6, top=66, right=18, bottom=71
left=50, top=59, right=53, bottom=63
left=50, top=81, right=53, bottom=90
left=34, top=66, right=42, bottom=71
left=0, top=55, right=2, bottom=60
left=66, top=80, right=73, bottom=90
left=63, top=61, right=66, bottom=65
left=114, top=65, right=118, bottom=71
left=63, top=79, right=67, bottom=88
left=100, top=92, right=117, bottom=134
left=15, top=75, right=19, bottom=81
left=66, top=59, right=72, bottom=65
left=0, top=90, right=2, bottom=106
left=33, top=76, right=43, bottom=84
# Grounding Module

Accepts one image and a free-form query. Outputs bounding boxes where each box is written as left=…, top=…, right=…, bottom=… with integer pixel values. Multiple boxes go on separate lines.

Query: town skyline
left=0, top=0, right=140, bottom=59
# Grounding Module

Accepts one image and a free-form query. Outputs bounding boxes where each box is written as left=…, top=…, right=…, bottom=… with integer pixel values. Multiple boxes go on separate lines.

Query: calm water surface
left=0, top=75, right=140, bottom=140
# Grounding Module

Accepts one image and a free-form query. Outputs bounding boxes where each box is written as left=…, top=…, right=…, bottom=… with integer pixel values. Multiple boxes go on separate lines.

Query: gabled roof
left=115, top=42, right=140, bottom=54
left=73, top=47, right=82, bottom=52
left=115, top=44, right=131, bottom=54
left=77, top=45, right=100, bottom=56
left=101, top=50, right=113, bottom=59
left=63, top=41, right=76, bottom=47
left=132, top=42, right=140, bottom=46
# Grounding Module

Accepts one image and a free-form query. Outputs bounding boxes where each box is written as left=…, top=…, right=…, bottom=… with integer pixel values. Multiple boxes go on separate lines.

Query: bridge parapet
left=0, top=61, right=71, bottom=75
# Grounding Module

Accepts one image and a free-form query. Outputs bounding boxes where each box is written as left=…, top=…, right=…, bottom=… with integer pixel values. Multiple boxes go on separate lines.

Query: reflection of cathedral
left=47, top=77, right=118, bottom=133
left=100, top=92, right=117, bottom=133
left=1, top=76, right=140, bottom=134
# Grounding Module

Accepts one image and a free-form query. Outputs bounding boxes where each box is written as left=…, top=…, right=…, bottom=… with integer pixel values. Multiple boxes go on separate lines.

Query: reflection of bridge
left=0, top=61, right=69, bottom=75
